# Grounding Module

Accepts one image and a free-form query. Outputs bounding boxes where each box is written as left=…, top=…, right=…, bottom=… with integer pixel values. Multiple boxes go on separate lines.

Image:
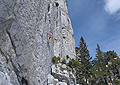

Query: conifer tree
left=73, top=37, right=120, bottom=84
left=74, top=39, right=120, bottom=84
left=92, top=44, right=111, bottom=84
left=77, top=36, right=92, bottom=84
left=78, top=36, right=92, bottom=62
left=92, top=44, right=104, bottom=69
left=104, top=51, right=120, bottom=80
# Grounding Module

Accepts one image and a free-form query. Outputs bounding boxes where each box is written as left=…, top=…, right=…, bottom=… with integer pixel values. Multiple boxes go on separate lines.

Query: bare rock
left=51, top=63, right=76, bottom=85
left=58, top=82, right=67, bottom=85
left=0, top=0, right=76, bottom=85
left=48, top=74, right=54, bottom=84
left=62, top=64, right=67, bottom=69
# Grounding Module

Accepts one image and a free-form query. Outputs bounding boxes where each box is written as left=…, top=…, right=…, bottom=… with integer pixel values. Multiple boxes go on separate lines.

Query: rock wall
left=54, top=0, right=76, bottom=60
left=0, top=0, right=76, bottom=85
left=49, top=63, right=76, bottom=85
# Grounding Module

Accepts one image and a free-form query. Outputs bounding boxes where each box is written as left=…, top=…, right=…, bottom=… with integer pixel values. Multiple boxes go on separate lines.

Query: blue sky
left=67, top=0, right=120, bottom=59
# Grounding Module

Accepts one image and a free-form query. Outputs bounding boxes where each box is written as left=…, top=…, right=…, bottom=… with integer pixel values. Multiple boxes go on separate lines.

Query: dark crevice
left=56, top=21, right=58, bottom=27
left=2, top=18, right=17, bottom=55
left=21, top=77, right=28, bottom=85
left=45, top=13, right=47, bottom=23
left=0, top=47, right=21, bottom=84
left=6, top=29, right=17, bottom=54
left=49, top=20, right=51, bottom=24
left=0, top=48, right=9, bottom=64
left=48, top=4, right=50, bottom=12
left=55, top=2, right=59, bottom=7
left=63, top=36, right=66, bottom=39
left=1, top=18, right=22, bottom=85
left=52, top=72, right=70, bottom=85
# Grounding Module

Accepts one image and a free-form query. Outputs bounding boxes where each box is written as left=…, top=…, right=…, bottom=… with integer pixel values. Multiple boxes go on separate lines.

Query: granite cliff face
left=0, top=0, right=76, bottom=85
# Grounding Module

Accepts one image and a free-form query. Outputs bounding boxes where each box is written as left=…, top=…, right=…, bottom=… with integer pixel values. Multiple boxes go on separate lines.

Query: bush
left=96, top=81, right=106, bottom=85
left=67, top=59, right=81, bottom=68
left=57, top=57, right=61, bottom=61
left=112, top=79, right=120, bottom=85
left=52, top=56, right=61, bottom=64
left=62, top=58, right=66, bottom=64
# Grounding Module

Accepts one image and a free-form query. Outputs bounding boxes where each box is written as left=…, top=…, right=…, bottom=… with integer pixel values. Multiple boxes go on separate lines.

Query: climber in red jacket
left=47, top=31, right=52, bottom=42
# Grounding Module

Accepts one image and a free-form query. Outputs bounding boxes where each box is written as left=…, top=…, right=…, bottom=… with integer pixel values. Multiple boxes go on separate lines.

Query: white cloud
left=104, top=0, right=120, bottom=14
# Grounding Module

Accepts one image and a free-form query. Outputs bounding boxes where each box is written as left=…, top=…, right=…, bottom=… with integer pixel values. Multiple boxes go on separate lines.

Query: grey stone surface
left=0, top=71, right=17, bottom=85
left=58, top=82, right=67, bottom=85
left=54, top=0, right=76, bottom=60
left=51, top=64, right=76, bottom=85
left=62, top=64, right=67, bottom=69
left=0, top=0, right=76, bottom=85
left=48, top=74, right=54, bottom=84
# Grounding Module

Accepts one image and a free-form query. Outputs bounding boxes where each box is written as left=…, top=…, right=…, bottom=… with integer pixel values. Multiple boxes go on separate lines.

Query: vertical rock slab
left=54, top=0, right=76, bottom=60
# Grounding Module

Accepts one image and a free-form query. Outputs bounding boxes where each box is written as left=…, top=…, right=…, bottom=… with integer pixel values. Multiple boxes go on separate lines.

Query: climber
left=47, top=31, right=52, bottom=42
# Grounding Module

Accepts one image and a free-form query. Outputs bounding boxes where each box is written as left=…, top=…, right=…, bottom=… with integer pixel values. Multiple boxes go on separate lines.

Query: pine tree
left=76, top=36, right=92, bottom=84
left=78, top=36, right=92, bottom=62
left=92, top=44, right=111, bottom=85
left=104, top=51, right=120, bottom=81
left=95, top=44, right=103, bottom=63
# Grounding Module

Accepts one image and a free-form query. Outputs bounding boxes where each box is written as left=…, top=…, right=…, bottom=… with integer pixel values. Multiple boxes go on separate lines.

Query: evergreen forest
left=67, top=36, right=120, bottom=85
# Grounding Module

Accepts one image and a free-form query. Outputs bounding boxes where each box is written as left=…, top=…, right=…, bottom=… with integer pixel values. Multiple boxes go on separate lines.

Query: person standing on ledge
left=47, top=31, right=52, bottom=42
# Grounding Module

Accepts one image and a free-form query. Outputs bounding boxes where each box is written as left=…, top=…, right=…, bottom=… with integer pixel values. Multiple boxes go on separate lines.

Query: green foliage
left=96, top=81, right=106, bottom=85
left=67, top=59, right=81, bottom=68
left=74, top=36, right=93, bottom=84
left=52, top=36, right=120, bottom=84
left=62, top=58, right=66, bottom=64
left=78, top=36, right=92, bottom=64
left=73, top=36, right=120, bottom=84
left=57, top=57, right=61, bottom=61
left=52, top=56, right=61, bottom=64
left=67, top=59, right=83, bottom=83
left=112, top=79, right=120, bottom=85
left=91, top=45, right=120, bottom=84
left=91, top=45, right=112, bottom=84
left=117, top=65, right=120, bottom=69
